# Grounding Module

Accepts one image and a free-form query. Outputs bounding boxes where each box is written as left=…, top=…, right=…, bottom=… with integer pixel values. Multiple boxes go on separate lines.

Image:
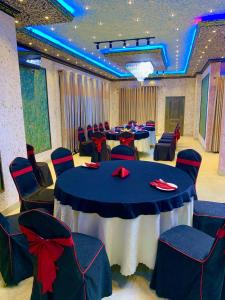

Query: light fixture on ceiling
left=126, top=61, right=154, bottom=82
left=96, top=43, right=100, bottom=50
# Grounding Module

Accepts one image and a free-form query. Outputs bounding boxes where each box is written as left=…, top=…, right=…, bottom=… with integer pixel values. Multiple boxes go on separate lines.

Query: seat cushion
left=26, top=188, right=54, bottom=203
left=194, top=200, right=225, bottom=218
left=7, top=214, right=20, bottom=234
left=160, top=225, right=214, bottom=261
left=72, top=232, right=103, bottom=270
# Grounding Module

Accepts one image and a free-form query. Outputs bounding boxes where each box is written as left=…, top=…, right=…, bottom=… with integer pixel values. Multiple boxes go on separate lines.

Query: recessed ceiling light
left=67, top=58, right=70, bottom=61
left=176, top=45, right=179, bottom=48
left=176, top=50, right=179, bottom=53
left=222, top=56, right=224, bottom=59
left=83, top=48, right=86, bottom=51
left=15, top=20, right=19, bottom=24
left=205, top=45, right=208, bottom=49
left=104, top=45, right=107, bottom=48
left=202, top=51, right=205, bottom=54
left=212, top=30, right=216, bottom=33
left=56, top=54, right=59, bottom=57
left=98, top=56, right=101, bottom=59
left=171, top=13, right=175, bottom=17
left=44, top=48, right=48, bottom=52
left=145, top=31, right=150, bottom=34
left=176, top=27, right=179, bottom=31
left=208, top=39, right=212, bottom=42
left=74, top=25, right=78, bottom=29
left=45, top=16, right=49, bottom=20
left=98, top=21, right=103, bottom=26
left=91, top=52, right=94, bottom=54
left=135, top=17, right=140, bottom=22
left=18, top=0, right=24, bottom=2
left=85, top=5, right=90, bottom=10
left=68, top=38, right=72, bottom=42
left=92, top=36, right=96, bottom=39
left=50, top=27, right=55, bottom=31
left=28, top=42, right=32, bottom=46
left=176, top=39, right=179, bottom=42
left=200, top=56, right=203, bottom=58
left=209, top=9, right=214, bottom=13
left=118, top=33, right=122, bottom=37
left=127, top=0, right=133, bottom=4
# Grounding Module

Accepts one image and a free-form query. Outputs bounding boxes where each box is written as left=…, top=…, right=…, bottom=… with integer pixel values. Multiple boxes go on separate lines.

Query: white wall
left=0, top=11, right=27, bottom=210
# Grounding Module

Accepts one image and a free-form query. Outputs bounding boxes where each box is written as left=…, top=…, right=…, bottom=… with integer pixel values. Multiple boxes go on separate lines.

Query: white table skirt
left=54, top=198, right=193, bottom=276
left=107, top=137, right=150, bottom=153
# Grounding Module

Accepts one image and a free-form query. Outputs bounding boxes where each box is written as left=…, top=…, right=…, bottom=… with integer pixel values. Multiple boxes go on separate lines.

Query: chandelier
left=126, top=61, right=154, bottom=81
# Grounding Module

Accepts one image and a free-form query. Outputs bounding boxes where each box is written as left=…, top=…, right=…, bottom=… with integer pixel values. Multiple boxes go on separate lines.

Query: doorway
left=165, top=96, right=185, bottom=135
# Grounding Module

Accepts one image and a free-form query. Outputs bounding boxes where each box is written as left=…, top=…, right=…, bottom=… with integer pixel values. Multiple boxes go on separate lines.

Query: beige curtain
left=58, top=70, right=110, bottom=151
left=119, top=86, right=158, bottom=124
left=210, top=77, right=225, bottom=152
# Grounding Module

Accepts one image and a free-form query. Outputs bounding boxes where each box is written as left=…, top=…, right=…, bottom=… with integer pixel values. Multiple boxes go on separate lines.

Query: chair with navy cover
left=78, top=127, right=93, bottom=157
left=176, top=149, right=202, bottom=183
left=91, top=132, right=110, bottom=162
left=99, top=123, right=104, bottom=132
left=119, top=131, right=139, bottom=160
left=154, top=142, right=175, bottom=161
left=93, top=123, right=99, bottom=132
left=104, top=121, right=110, bottom=131
left=26, top=144, right=53, bottom=188
left=51, top=147, right=74, bottom=177
left=150, top=223, right=225, bottom=300
left=18, top=209, right=112, bottom=300
left=0, top=212, right=33, bottom=285
left=111, top=145, right=136, bottom=160
left=87, top=124, right=93, bottom=140
left=9, top=157, right=54, bottom=214
left=146, top=120, right=155, bottom=126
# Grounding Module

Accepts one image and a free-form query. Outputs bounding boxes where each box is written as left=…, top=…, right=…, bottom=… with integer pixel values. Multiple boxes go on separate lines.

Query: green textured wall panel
left=20, top=65, right=51, bottom=154
left=199, top=74, right=209, bottom=139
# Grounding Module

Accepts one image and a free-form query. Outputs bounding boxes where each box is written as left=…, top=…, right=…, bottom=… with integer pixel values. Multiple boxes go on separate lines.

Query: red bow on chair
left=119, top=137, right=134, bottom=146
left=20, top=225, right=74, bottom=294
left=92, top=136, right=106, bottom=152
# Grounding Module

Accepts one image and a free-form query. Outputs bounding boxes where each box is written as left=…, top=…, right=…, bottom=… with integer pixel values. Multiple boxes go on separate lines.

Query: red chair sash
left=78, top=130, right=84, bottom=134
left=176, top=158, right=201, bottom=167
left=52, top=155, right=73, bottom=165
left=111, top=153, right=135, bottom=160
left=119, top=137, right=134, bottom=146
left=27, top=150, right=34, bottom=156
left=87, top=127, right=92, bottom=131
left=20, top=225, right=74, bottom=294
left=92, top=136, right=106, bottom=152
left=12, top=166, right=33, bottom=178
left=216, top=228, right=225, bottom=239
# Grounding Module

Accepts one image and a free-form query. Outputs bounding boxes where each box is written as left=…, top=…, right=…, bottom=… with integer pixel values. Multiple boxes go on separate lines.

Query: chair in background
left=150, top=223, right=225, bottom=300
left=87, top=124, right=93, bottom=140
left=99, top=123, right=104, bottom=132
left=26, top=144, right=53, bottom=187
left=78, top=127, right=93, bottom=157
left=0, top=212, right=33, bottom=285
left=111, top=145, right=136, bottom=160
left=146, top=120, right=155, bottom=126
left=119, top=131, right=139, bottom=160
left=91, top=132, right=110, bottom=162
left=18, top=209, right=112, bottom=300
left=93, top=123, right=99, bottom=132
left=9, top=157, right=54, bottom=214
left=153, top=143, right=175, bottom=161
left=176, top=149, right=202, bottom=183
left=104, top=121, right=110, bottom=131
left=51, top=147, right=74, bottom=177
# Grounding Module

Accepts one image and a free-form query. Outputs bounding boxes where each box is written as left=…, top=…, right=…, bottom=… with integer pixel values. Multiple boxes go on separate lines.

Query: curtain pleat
left=58, top=70, right=110, bottom=152
left=119, top=86, right=158, bottom=124
left=210, top=77, right=225, bottom=152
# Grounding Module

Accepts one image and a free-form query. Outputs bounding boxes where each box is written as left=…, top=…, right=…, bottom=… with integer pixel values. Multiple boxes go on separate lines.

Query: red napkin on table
left=85, top=162, right=100, bottom=169
left=150, top=179, right=177, bottom=191
left=112, top=166, right=130, bottom=179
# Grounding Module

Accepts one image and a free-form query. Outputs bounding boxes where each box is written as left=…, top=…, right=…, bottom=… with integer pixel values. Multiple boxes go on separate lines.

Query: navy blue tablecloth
left=106, top=131, right=149, bottom=141
left=54, top=161, right=196, bottom=219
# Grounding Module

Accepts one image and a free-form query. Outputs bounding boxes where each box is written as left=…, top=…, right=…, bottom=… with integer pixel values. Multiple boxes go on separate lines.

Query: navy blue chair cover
left=87, top=125, right=93, bottom=140
left=150, top=223, right=225, bottom=300
left=91, top=132, right=110, bottom=162
left=0, top=212, right=32, bottom=285
left=9, top=157, right=54, bottom=213
left=26, top=144, right=53, bottom=188
left=111, top=145, right=136, bottom=160
left=104, top=121, right=110, bottom=131
left=93, top=123, right=99, bottom=132
left=18, top=209, right=112, bottom=300
left=99, top=123, right=104, bottom=132
left=51, top=147, right=74, bottom=177
left=78, top=128, right=93, bottom=157
left=154, top=143, right=175, bottom=161
left=119, top=132, right=139, bottom=159
left=176, top=149, right=202, bottom=183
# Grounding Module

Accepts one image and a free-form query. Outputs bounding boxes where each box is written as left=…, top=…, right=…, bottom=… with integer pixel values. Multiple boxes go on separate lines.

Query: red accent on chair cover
left=99, top=123, right=104, bottom=132
left=111, top=145, right=136, bottom=161
left=176, top=158, right=201, bottom=167
left=20, top=225, right=74, bottom=294
left=92, top=136, right=106, bottom=153
left=52, top=155, right=73, bottom=165
left=104, top=121, right=110, bottom=131
left=93, top=124, right=99, bottom=132
left=119, top=137, right=134, bottom=147
left=111, top=153, right=135, bottom=160
left=12, top=166, right=33, bottom=178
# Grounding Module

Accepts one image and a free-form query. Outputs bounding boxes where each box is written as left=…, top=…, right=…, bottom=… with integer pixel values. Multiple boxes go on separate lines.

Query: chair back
left=91, top=132, right=108, bottom=162
left=119, top=131, right=135, bottom=148
left=128, top=120, right=137, bottom=126
left=99, top=123, right=104, bottom=132
left=18, top=210, right=82, bottom=297
left=87, top=125, right=93, bottom=140
left=111, top=145, right=136, bottom=160
left=78, top=127, right=86, bottom=143
left=104, top=121, right=110, bottom=131
left=26, top=144, right=37, bottom=167
left=146, top=120, right=155, bottom=126
left=51, top=147, right=74, bottom=177
left=9, top=157, right=40, bottom=198
left=93, top=123, right=99, bottom=132
left=176, top=149, right=202, bottom=183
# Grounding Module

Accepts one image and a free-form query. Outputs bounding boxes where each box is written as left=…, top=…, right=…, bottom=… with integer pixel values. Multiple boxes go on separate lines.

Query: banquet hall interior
left=1, top=0, right=225, bottom=299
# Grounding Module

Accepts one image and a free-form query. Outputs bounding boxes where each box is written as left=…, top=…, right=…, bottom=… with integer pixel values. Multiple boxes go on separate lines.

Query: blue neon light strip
left=56, top=0, right=75, bottom=14
left=25, top=27, right=131, bottom=77
left=201, top=13, right=225, bottom=22
left=101, top=44, right=168, bottom=67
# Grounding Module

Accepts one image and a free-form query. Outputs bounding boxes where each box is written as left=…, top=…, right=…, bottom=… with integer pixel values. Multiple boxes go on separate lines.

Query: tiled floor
left=1, top=137, right=225, bottom=300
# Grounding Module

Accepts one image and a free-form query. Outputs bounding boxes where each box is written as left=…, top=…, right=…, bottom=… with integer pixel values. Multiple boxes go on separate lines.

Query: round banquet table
left=54, top=160, right=196, bottom=275
left=106, top=130, right=150, bottom=153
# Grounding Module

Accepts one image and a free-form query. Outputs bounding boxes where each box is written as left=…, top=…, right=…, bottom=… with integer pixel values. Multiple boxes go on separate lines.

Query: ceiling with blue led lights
left=2, top=0, right=225, bottom=80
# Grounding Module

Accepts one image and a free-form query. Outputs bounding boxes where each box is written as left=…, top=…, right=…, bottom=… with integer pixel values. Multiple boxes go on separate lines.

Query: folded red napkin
left=112, top=166, right=130, bottom=178
left=85, top=162, right=100, bottom=169
left=150, top=179, right=177, bottom=191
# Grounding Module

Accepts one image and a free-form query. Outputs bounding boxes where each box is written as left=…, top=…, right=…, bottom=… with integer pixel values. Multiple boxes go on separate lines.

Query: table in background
left=54, top=160, right=196, bottom=275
